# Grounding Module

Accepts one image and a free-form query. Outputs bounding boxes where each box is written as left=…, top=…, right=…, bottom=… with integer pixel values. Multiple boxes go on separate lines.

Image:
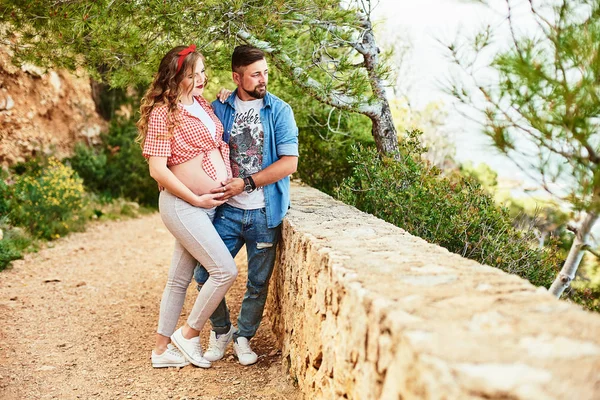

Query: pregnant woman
left=136, top=44, right=237, bottom=369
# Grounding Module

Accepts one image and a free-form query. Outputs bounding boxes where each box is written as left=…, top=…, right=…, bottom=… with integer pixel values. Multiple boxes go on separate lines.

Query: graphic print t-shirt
left=227, top=96, right=265, bottom=210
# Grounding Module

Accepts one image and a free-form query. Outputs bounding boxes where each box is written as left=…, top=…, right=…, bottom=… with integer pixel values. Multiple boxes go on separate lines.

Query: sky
left=369, top=0, right=600, bottom=242
left=370, top=0, right=539, bottom=187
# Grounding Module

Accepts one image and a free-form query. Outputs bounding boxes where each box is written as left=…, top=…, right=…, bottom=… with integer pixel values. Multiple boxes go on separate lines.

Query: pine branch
left=235, top=29, right=382, bottom=116
left=582, top=244, right=600, bottom=259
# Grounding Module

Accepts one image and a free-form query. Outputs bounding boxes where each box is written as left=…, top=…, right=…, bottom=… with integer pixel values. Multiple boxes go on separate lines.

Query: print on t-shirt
left=229, top=104, right=264, bottom=178
left=227, top=97, right=266, bottom=210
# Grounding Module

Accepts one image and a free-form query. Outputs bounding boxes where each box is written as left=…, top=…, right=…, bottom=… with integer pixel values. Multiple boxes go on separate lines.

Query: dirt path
left=0, top=213, right=300, bottom=400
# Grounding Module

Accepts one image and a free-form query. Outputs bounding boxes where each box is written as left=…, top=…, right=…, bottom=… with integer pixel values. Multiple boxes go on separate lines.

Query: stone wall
left=266, top=183, right=600, bottom=400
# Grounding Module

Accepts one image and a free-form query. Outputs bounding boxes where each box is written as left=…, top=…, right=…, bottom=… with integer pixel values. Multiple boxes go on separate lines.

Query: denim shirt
left=212, top=90, right=299, bottom=228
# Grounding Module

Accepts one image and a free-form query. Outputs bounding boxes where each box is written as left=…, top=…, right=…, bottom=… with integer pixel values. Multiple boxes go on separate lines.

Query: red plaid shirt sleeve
left=142, top=107, right=172, bottom=159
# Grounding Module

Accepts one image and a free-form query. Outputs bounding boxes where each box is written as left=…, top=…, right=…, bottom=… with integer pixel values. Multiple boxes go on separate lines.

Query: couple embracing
left=136, top=44, right=298, bottom=368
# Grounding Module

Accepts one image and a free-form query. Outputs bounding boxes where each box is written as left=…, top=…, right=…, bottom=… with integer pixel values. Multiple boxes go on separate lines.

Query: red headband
left=176, top=44, right=197, bottom=73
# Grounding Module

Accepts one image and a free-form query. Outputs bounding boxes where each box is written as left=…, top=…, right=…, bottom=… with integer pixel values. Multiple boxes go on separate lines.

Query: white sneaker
left=170, top=327, right=211, bottom=368
left=151, top=344, right=190, bottom=368
left=233, top=337, right=258, bottom=366
left=204, top=325, right=235, bottom=362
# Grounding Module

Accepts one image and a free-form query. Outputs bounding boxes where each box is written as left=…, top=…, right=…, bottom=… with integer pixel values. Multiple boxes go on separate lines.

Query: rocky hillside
left=0, top=44, right=106, bottom=168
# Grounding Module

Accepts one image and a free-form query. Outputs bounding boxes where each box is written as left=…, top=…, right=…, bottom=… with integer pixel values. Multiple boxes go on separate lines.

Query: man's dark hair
left=232, top=45, right=265, bottom=73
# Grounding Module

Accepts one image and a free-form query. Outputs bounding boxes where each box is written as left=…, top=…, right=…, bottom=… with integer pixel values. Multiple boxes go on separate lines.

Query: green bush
left=569, top=257, right=600, bottom=312
left=568, top=286, right=600, bottom=313
left=0, top=221, right=33, bottom=271
left=297, top=114, right=374, bottom=195
left=9, top=158, right=87, bottom=240
left=11, top=156, right=47, bottom=176
left=0, top=171, right=10, bottom=218
left=0, top=239, right=21, bottom=271
left=0, top=146, right=152, bottom=271
left=336, top=131, right=562, bottom=288
left=69, top=142, right=108, bottom=194
left=69, top=118, right=158, bottom=207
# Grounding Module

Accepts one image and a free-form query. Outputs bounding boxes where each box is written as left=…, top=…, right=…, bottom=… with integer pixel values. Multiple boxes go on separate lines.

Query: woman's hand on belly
left=192, top=192, right=227, bottom=208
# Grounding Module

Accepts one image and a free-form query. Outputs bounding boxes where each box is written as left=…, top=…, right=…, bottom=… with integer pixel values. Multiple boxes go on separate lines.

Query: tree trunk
left=236, top=11, right=400, bottom=158
left=548, top=211, right=599, bottom=298
left=360, top=17, right=400, bottom=157
left=370, top=101, right=399, bottom=157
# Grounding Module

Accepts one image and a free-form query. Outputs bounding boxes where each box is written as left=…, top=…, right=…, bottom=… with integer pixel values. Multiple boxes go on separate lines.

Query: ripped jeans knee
left=256, top=242, right=273, bottom=250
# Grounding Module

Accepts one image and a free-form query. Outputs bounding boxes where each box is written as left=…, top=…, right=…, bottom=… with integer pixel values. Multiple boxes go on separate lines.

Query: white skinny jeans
left=156, top=190, right=237, bottom=336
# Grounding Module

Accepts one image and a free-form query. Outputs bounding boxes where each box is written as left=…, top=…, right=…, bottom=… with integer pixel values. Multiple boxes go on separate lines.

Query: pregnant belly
left=170, top=149, right=229, bottom=195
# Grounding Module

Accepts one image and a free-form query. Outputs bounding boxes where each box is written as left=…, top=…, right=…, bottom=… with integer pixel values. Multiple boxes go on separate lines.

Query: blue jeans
left=194, top=203, right=281, bottom=340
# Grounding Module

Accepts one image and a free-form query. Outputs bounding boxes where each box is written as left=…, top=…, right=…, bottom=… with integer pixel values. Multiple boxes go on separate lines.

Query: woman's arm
left=148, top=156, right=226, bottom=208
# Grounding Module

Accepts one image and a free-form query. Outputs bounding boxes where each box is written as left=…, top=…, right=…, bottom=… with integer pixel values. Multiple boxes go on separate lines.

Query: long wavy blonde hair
left=136, top=46, right=205, bottom=147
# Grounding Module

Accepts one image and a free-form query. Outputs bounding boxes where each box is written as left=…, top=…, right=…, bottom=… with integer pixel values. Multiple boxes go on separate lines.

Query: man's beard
left=246, top=85, right=267, bottom=99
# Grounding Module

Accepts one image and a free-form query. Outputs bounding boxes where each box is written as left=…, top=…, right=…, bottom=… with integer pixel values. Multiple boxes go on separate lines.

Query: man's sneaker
left=204, top=325, right=235, bottom=362
left=151, top=344, right=190, bottom=368
left=170, top=327, right=211, bottom=368
left=233, top=337, right=258, bottom=366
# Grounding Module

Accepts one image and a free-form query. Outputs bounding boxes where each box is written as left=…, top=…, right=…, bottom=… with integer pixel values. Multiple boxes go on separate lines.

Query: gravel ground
left=0, top=213, right=299, bottom=400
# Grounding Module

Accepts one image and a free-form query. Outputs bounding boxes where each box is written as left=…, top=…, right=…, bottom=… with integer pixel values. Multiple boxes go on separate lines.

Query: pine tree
left=0, top=0, right=398, bottom=155
left=447, top=0, right=600, bottom=297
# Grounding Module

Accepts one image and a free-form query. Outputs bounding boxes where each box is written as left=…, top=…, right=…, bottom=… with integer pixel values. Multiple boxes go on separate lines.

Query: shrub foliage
left=9, top=158, right=86, bottom=240
left=0, top=221, right=33, bottom=272
left=336, top=130, right=562, bottom=287
left=69, top=118, right=158, bottom=207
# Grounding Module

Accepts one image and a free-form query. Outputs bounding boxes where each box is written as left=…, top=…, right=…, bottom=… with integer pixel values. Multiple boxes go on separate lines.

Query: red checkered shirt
left=142, top=96, right=232, bottom=181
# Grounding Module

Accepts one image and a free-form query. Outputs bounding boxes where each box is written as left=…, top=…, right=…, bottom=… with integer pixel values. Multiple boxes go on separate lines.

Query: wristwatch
left=243, top=176, right=256, bottom=193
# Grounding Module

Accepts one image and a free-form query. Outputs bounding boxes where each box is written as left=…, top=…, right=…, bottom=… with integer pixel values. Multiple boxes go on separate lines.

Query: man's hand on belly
left=210, top=177, right=244, bottom=200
